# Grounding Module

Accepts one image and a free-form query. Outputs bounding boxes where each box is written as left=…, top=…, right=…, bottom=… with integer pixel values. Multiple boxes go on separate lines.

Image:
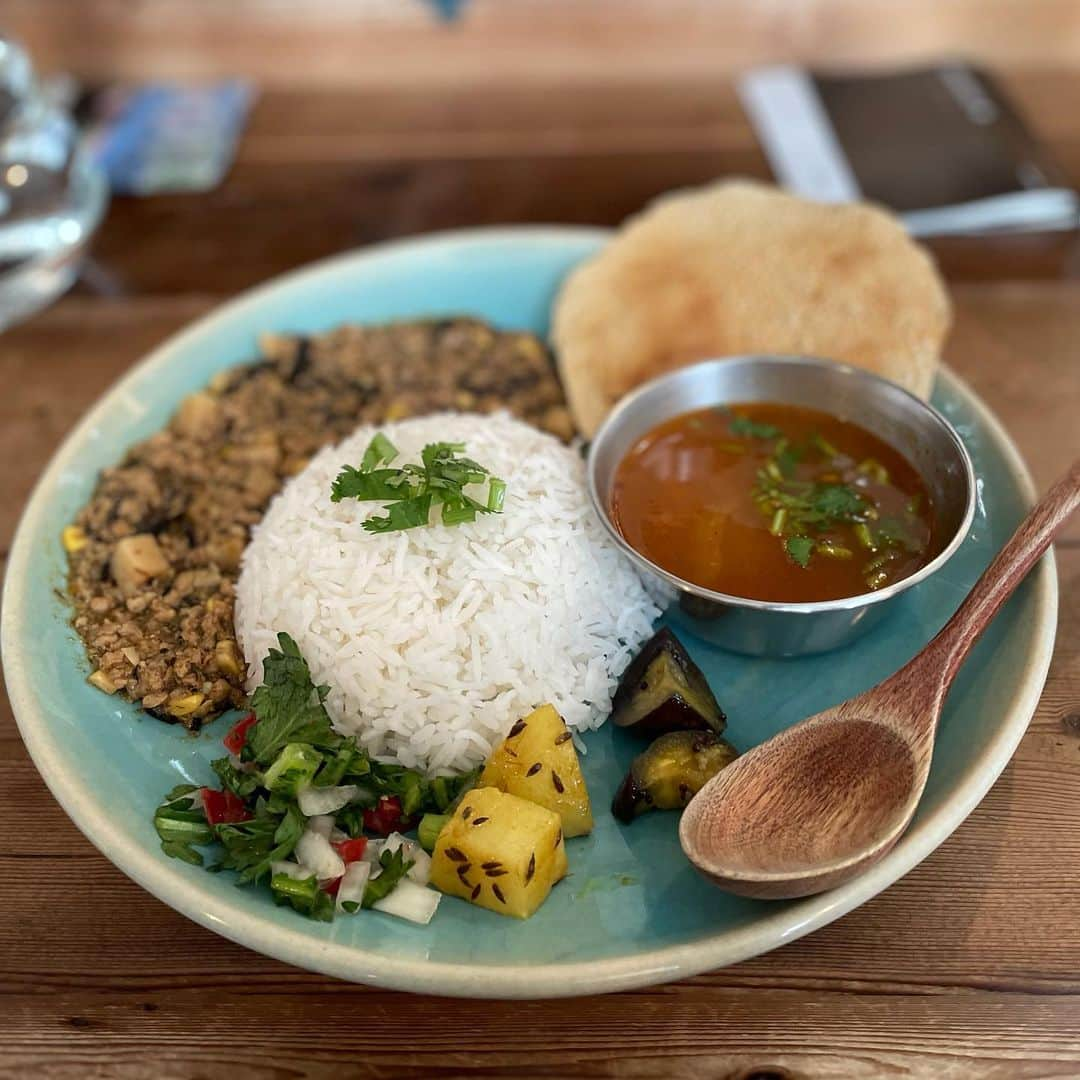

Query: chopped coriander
left=785, top=536, right=815, bottom=568
left=211, top=756, right=262, bottom=799
left=271, top=872, right=334, bottom=922
left=362, top=431, right=398, bottom=471
left=741, top=416, right=929, bottom=581
left=774, top=442, right=803, bottom=477
left=163, top=783, right=201, bottom=802
left=152, top=633, right=472, bottom=923
left=812, top=432, right=840, bottom=459
left=313, top=741, right=368, bottom=788
left=805, top=484, right=867, bottom=524
left=263, top=742, right=322, bottom=797
left=246, top=633, right=336, bottom=766
left=331, top=436, right=505, bottom=534
left=853, top=522, right=877, bottom=551
left=362, top=847, right=414, bottom=908
left=816, top=541, right=854, bottom=560
left=214, top=801, right=306, bottom=885
left=719, top=407, right=781, bottom=440
left=153, top=791, right=214, bottom=866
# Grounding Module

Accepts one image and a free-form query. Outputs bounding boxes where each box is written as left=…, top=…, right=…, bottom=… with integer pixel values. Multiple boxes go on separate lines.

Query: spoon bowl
left=681, top=459, right=1080, bottom=899
left=681, top=712, right=922, bottom=898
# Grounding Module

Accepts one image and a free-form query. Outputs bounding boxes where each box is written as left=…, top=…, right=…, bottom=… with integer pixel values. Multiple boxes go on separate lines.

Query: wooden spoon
left=679, top=458, right=1080, bottom=900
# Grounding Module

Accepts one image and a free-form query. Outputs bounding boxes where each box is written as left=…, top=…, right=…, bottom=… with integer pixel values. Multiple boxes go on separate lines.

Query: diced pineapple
left=430, top=787, right=567, bottom=919
left=481, top=704, right=593, bottom=837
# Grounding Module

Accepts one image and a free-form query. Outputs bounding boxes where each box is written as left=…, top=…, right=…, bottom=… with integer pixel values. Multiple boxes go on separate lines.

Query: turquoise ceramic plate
left=3, top=229, right=1057, bottom=998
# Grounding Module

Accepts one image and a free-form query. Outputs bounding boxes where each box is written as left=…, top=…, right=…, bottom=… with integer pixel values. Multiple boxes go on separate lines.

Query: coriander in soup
left=610, top=403, right=937, bottom=603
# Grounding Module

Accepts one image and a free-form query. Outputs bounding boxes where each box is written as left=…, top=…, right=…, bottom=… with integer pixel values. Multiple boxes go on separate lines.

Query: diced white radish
left=295, top=829, right=345, bottom=881
left=360, top=838, right=384, bottom=864
left=307, top=815, right=335, bottom=839
left=407, top=846, right=431, bottom=885
left=372, top=879, right=441, bottom=925
left=270, top=860, right=311, bottom=880
left=298, top=784, right=361, bottom=817
left=379, top=832, right=429, bottom=883
left=335, top=861, right=372, bottom=914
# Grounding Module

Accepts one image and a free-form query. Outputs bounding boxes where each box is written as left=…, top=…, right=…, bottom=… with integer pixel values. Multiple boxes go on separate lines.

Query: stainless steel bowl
left=587, top=356, right=976, bottom=657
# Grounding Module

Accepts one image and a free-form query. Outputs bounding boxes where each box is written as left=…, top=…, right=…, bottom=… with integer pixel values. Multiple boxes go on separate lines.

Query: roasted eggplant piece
left=611, top=730, right=738, bottom=823
left=611, top=628, right=726, bottom=736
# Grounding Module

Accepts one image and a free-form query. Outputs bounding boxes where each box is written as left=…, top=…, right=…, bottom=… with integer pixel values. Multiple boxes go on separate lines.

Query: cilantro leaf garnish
left=362, top=431, right=399, bottom=471
left=360, top=493, right=433, bottom=534
left=749, top=422, right=877, bottom=571
left=331, top=436, right=505, bottom=533
left=215, top=800, right=306, bottom=885
left=211, top=756, right=262, bottom=798
left=246, top=632, right=336, bottom=765
left=719, top=407, right=781, bottom=440
left=774, top=442, right=803, bottom=478
left=806, top=483, right=867, bottom=524
left=330, top=467, right=418, bottom=503
left=785, top=536, right=815, bottom=569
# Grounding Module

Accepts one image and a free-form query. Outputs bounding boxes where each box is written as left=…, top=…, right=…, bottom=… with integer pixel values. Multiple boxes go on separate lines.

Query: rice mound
left=235, top=411, right=660, bottom=774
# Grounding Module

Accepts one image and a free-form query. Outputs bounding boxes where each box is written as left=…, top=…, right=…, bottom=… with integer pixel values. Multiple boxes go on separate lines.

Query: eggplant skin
left=611, top=730, right=738, bottom=824
left=611, top=770, right=650, bottom=824
left=618, top=694, right=713, bottom=738
left=611, top=627, right=726, bottom=736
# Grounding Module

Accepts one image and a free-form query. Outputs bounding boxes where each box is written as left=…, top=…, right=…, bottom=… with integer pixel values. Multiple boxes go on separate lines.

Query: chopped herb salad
left=154, top=632, right=476, bottom=923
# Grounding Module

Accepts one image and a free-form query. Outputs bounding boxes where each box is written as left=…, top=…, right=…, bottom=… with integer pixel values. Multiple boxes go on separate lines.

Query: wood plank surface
left=73, top=72, right=1080, bottom=298
left=0, top=68, right=1078, bottom=1078
left=10, top=0, right=1080, bottom=87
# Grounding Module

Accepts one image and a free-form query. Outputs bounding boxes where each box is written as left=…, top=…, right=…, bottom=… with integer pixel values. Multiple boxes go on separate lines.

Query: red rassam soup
left=610, top=402, right=937, bottom=604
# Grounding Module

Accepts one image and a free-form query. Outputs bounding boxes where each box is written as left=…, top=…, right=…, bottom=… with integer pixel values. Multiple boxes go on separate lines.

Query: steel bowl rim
left=586, top=354, right=978, bottom=615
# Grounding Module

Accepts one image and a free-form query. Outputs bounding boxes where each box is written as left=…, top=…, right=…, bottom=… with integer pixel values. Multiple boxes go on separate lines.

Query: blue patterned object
left=86, top=80, right=254, bottom=195
left=426, top=0, right=468, bottom=20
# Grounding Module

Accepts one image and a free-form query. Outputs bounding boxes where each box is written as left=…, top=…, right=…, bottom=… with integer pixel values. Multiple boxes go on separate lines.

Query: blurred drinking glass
left=0, top=38, right=107, bottom=330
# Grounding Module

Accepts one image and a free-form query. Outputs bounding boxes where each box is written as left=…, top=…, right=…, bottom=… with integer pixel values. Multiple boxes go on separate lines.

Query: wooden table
left=2, top=73, right=1079, bottom=1078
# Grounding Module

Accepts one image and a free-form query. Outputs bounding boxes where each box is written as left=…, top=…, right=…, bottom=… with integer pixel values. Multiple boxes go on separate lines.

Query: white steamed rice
left=235, top=411, right=659, bottom=774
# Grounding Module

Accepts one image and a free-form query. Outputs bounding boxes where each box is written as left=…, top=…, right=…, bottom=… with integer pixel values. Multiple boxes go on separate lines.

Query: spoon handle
left=915, top=458, right=1080, bottom=696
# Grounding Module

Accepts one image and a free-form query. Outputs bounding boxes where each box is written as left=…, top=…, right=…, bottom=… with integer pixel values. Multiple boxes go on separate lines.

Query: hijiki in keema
left=64, top=181, right=951, bottom=924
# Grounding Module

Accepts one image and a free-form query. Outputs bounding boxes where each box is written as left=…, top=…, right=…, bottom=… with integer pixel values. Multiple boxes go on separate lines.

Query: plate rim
left=2, top=226, right=1058, bottom=999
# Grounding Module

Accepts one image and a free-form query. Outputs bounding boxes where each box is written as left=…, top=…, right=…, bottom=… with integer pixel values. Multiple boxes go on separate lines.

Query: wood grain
left=0, top=301, right=1077, bottom=1079
left=10, top=0, right=1080, bottom=88
left=62, top=72, right=1080, bottom=302
left=0, top=68, right=1078, bottom=1077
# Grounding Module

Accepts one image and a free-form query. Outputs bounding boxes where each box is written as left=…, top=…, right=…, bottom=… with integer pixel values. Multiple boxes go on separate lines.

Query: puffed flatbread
left=552, top=180, right=951, bottom=436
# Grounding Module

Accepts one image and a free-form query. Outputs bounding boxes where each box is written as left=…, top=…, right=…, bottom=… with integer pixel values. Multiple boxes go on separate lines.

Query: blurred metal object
left=0, top=39, right=108, bottom=331
left=587, top=356, right=976, bottom=657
